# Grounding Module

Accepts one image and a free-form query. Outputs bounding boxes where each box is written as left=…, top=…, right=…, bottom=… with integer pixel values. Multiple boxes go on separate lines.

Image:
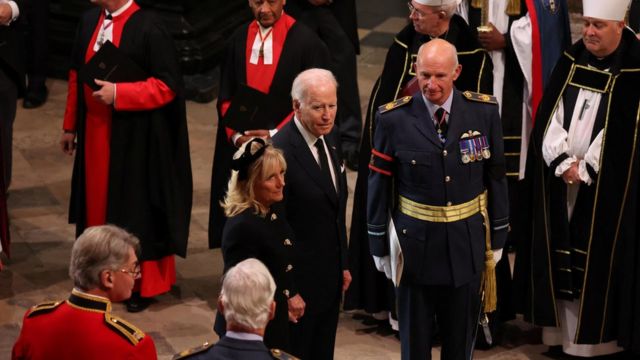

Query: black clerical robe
left=516, top=29, right=640, bottom=353
left=67, top=7, right=192, bottom=261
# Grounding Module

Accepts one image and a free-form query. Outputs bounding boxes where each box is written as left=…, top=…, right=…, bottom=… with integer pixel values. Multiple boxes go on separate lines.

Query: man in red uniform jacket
left=12, top=225, right=157, bottom=359
left=59, top=0, right=192, bottom=311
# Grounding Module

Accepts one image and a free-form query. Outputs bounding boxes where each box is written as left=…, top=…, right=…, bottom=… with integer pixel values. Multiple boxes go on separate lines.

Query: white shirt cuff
left=554, top=155, right=577, bottom=177
left=577, top=160, right=593, bottom=185
left=269, top=128, right=278, bottom=138
left=231, top=132, right=243, bottom=147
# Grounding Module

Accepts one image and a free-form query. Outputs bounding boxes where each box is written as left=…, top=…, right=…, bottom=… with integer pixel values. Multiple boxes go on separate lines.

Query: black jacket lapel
left=288, top=122, right=339, bottom=206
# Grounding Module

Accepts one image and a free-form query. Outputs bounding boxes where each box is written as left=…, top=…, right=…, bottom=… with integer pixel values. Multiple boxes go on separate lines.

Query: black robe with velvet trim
left=208, top=20, right=329, bottom=249
left=68, top=8, right=193, bottom=260
left=514, top=29, right=640, bottom=352
left=345, top=15, right=493, bottom=313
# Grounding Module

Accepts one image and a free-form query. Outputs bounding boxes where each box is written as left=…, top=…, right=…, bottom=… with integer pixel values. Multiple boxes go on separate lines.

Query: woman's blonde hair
left=221, top=138, right=286, bottom=217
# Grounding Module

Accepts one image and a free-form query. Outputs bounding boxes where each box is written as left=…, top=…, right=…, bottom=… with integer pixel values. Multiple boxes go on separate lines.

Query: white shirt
left=92, top=0, right=134, bottom=52
left=249, top=23, right=274, bottom=65
left=225, top=331, right=263, bottom=342
left=294, top=116, right=338, bottom=190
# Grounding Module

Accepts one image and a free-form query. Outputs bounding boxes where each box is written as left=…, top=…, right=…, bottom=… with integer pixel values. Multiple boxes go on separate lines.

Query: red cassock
left=12, top=289, right=157, bottom=360
left=62, top=3, right=187, bottom=297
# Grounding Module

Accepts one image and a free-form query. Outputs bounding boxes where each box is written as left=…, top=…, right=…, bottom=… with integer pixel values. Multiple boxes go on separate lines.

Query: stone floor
left=0, top=2, right=577, bottom=359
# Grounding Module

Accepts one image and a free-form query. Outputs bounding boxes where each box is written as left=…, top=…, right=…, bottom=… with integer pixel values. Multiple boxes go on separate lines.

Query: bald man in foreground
left=367, top=39, right=509, bottom=359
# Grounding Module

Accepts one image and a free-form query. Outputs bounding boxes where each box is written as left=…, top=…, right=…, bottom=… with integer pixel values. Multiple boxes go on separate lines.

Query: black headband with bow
left=231, top=138, right=269, bottom=181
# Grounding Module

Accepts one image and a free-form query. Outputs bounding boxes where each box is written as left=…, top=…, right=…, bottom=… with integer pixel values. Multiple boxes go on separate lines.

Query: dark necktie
left=314, top=138, right=335, bottom=192
left=434, top=107, right=447, bottom=142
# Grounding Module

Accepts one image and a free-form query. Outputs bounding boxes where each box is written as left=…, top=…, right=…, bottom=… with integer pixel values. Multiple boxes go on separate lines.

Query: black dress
left=214, top=207, right=296, bottom=352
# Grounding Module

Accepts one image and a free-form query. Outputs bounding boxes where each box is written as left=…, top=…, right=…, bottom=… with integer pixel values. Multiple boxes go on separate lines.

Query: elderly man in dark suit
left=172, top=258, right=296, bottom=360
left=367, top=39, right=509, bottom=359
left=272, top=68, right=351, bottom=360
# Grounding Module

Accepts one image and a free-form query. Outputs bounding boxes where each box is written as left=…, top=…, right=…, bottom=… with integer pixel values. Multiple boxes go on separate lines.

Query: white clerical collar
left=294, top=116, right=323, bottom=148
left=250, top=20, right=275, bottom=65
left=226, top=331, right=263, bottom=342
left=106, top=0, right=133, bottom=18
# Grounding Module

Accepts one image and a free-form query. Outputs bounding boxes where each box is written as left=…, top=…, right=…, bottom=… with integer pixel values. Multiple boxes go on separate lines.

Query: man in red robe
left=59, top=0, right=192, bottom=312
left=208, top=0, right=330, bottom=248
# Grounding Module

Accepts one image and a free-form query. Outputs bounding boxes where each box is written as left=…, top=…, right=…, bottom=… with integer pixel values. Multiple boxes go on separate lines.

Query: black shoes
left=126, top=292, right=153, bottom=313
left=23, top=86, right=48, bottom=109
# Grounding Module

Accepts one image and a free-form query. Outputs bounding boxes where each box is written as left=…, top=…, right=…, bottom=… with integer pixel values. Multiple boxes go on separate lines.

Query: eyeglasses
left=120, top=264, right=141, bottom=279
left=407, top=2, right=435, bottom=19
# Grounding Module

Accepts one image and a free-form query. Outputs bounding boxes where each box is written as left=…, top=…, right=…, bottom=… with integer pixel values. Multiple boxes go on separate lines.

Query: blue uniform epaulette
left=26, top=300, right=64, bottom=317
left=271, top=348, right=300, bottom=360
left=378, top=96, right=412, bottom=114
left=105, top=313, right=146, bottom=345
left=462, top=91, right=498, bottom=104
left=172, top=342, right=214, bottom=359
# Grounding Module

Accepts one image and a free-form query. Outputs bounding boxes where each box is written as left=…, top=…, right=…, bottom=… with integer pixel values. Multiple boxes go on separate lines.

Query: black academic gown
left=208, top=19, right=329, bottom=249
left=515, top=30, right=640, bottom=353
left=68, top=7, right=193, bottom=260
left=345, top=15, right=493, bottom=313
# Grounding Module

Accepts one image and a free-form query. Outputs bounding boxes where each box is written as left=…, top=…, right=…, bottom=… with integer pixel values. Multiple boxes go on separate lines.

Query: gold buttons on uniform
left=271, top=213, right=278, bottom=221
left=283, top=289, right=290, bottom=297
left=445, top=176, right=451, bottom=182
left=443, top=150, right=448, bottom=156
left=286, top=264, right=293, bottom=272
left=402, top=229, right=407, bottom=235
left=411, top=160, right=416, bottom=165
left=284, top=239, right=292, bottom=246
left=447, top=201, right=452, bottom=206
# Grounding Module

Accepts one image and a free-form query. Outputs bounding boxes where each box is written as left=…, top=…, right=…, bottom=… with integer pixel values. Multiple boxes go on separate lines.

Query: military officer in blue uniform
left=367, top=39, right=509, bottom=360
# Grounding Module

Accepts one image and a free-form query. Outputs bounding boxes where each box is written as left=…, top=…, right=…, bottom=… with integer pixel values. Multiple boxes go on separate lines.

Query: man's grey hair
left=436, top=2, right=458, bottom=18
left=291, top=68, right=338, bottom=104
left=69, top=225, right=140, bottom=291
left=220, top=258, right=276, bottom=330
